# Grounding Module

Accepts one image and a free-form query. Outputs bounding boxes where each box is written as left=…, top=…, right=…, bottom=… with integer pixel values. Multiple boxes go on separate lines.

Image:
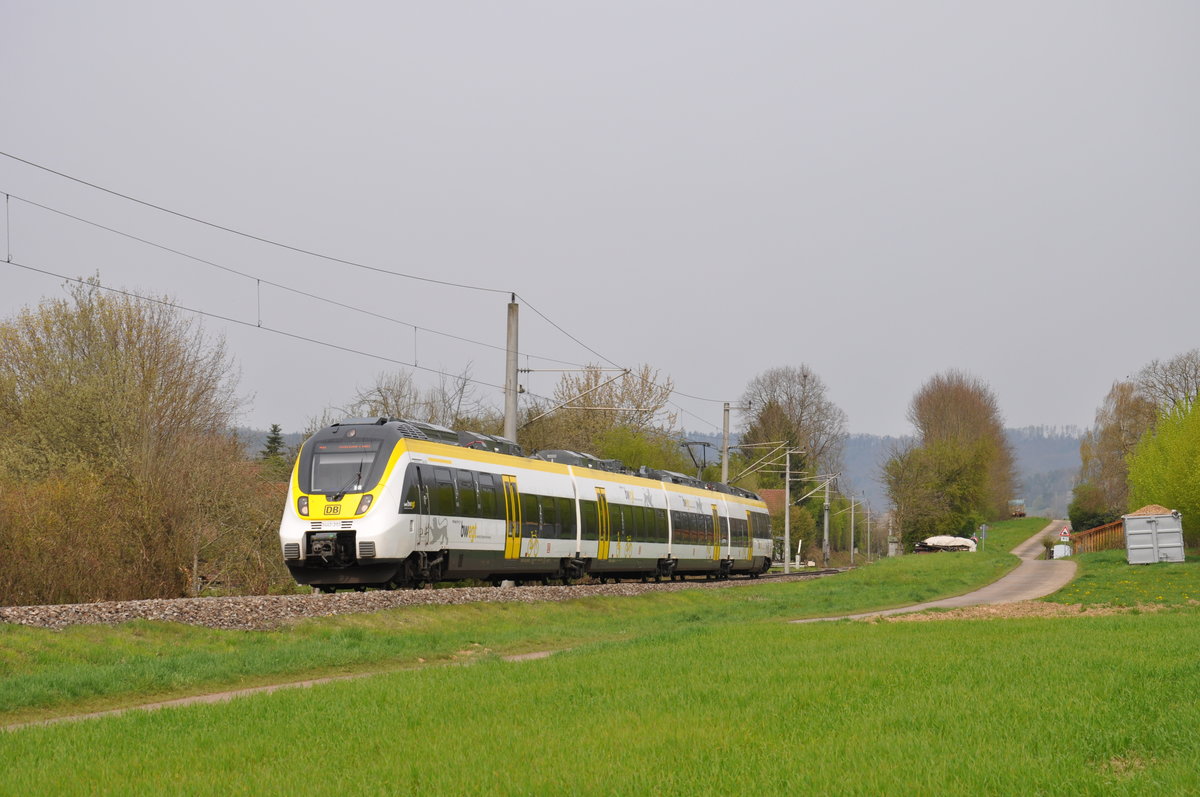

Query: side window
left=521, top=493, right=539, bottom=535
left=400, top=464, right=421, bottom=514
left=434, top=468, right=455, bottom=515
left=557, top=497, right=575, bottom=539
left=478, top=473, right=497, bottom=519
left=540, top=494, right=556, bottom=537
left=581, top=500, right=598, bottom=541
left=458, top=470, right=477, bottom=517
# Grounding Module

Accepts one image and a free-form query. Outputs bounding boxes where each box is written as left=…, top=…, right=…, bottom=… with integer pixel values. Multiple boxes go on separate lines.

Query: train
left=278, top=416, right=774, bottom=592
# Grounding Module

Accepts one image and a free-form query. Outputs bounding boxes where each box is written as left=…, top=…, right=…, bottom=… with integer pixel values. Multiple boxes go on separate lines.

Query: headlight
left=297, top=496, right=310, bottom=517
left=356, top=494, right=374, bottom=515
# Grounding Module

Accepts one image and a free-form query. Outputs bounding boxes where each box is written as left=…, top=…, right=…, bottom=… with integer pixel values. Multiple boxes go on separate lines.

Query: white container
left=1124, top=510, right=1185, bottom=564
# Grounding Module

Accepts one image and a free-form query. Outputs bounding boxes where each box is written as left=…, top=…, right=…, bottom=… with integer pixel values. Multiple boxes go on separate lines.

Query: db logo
left=323, top=505, right=341, bottom=516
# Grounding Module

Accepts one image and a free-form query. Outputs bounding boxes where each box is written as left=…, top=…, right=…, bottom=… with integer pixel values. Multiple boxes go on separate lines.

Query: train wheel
left=320, top=586, right=336, bottom=594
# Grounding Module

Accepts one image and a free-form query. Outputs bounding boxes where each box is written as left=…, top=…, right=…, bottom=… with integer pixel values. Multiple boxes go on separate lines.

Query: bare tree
left=338, top=365, right=496, bottom=431
left=343, top=370, right=421, bottom=419
left=1077, top=380, right=1158, bottom=513
left=421, top=365, right=491, bottom=428
left=520, top=364, right=679, bottom=461
left=1136, top=349, right=1200, bottom=412
left=739, top=365, right=847, bottom=474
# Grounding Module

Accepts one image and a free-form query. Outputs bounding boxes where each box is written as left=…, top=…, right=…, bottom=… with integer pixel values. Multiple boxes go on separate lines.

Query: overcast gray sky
left=2, top=1, right=1197, bottom=438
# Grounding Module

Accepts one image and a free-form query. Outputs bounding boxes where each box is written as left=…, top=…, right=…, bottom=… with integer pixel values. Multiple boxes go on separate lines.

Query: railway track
left=0, top=569, right=846, bottom=632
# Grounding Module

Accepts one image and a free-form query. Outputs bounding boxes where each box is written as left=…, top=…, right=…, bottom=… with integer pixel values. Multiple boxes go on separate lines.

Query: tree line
left=1069, top=349, right=1200, bottom=545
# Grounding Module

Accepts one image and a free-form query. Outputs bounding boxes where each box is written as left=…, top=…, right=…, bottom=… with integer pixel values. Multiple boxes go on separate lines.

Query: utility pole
left=783, top=450, right=791, bottom=574
left=865, top=503, right=872, bottom=562
left=822, top=478, right=831, bottom=568
left=503, top=295, right=519, bottom=441
left=721, top=402, right=730, bottom=483
left=850, top=497, right=856, bottom=566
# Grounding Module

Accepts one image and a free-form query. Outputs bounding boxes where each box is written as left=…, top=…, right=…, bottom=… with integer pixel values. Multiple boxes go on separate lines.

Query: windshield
left=309, top=438, right=383, bottom=494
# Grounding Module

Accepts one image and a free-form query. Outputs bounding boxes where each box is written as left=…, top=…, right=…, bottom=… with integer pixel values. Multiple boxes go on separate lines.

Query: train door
left=502, top=475, right=522, bottom=559
left=746, top=514, right=754, bottom=561
left=402, top=464, right=432, bottom=543
left=711, top=504, right=721, bottom=560
left=597, top=488, right=611, bottom=560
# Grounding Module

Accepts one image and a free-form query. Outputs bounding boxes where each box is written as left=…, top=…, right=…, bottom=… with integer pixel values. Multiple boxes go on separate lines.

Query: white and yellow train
left=279, top=417, right=773, bottom=591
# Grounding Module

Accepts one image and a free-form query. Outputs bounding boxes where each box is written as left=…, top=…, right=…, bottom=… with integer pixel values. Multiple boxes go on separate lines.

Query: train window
left=477, top=473, right=498, bottom=519
left=557, top=497, right=575, bottom=539
left=539, top=495, right=558, bottom=539
left=399, top=464, right=420, bottom=514
left=433, top=468, right=456, bottom=515
left=655, top=508, right=667, bottom=543
left=580, top=500, right=598, bottom=541
left=521, top=493, right=539, bottom=536
left=458, top=470, right=477, bottom=517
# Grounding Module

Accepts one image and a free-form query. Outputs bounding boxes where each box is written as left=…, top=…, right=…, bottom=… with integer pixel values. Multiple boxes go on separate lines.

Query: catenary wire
left=5, top=258, right=535, bottom=396
left=5, top=191, right=590, bottom=370
left=0, top=150, right=510, bottom=295
left=1, top=152, right=733, bottom=427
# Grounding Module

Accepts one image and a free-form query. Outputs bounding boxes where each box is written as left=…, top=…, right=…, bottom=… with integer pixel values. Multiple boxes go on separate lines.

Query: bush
left=0, top=280, right=293, bottom=604
left=1127, top=402, right=1200, bottom=547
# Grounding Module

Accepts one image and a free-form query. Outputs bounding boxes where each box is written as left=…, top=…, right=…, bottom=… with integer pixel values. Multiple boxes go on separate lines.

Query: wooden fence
left=1071, top=520, right=1124, bottom=554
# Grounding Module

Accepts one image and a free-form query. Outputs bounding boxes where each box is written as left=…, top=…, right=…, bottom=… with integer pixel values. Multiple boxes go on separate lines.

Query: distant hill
left=1004, top=426, right=1083, bottom=520
left=234, top=427, right=306, bottom=460
left=683, top=426, right=1083, bottom=519
left=839, top=426, right=1082, bottom=519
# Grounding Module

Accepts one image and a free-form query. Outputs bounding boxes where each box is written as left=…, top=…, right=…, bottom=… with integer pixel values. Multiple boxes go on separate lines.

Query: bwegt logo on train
left=323, top=505, right=341, bottom=516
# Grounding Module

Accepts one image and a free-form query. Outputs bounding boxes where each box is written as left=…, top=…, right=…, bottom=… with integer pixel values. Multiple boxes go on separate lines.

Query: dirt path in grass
left=3, top=647, right=561, bottom=732
left=795, top=520, right=1077, bottom=623
left=6, top=524, right=1076, bottom=731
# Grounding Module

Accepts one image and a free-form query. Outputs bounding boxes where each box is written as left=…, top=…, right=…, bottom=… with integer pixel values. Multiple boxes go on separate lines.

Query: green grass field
left=7, top=517, right=1198, bottom=794
left=0, top=518, right=1044, bottom=724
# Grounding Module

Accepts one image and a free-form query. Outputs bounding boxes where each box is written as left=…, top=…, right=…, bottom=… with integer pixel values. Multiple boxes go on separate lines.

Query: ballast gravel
left=0, top=573, right=829, bottom=632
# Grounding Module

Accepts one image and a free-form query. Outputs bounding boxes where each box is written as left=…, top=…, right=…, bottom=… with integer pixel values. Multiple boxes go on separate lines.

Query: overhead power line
left=0, top=150, right=509, bottom=295
left=5, top=191, right=589, bottom=370
left=0, top=151, right=731, bottom=428
left=4, top=257, right=539, bottom=398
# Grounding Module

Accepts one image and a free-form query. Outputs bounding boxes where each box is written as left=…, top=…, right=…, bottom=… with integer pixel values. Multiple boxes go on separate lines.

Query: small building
left=1124, top=505, right=1185, bottom=564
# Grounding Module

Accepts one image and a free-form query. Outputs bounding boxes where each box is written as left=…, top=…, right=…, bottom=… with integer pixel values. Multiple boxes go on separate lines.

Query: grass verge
left=1, top=608, right=1198, bottom=794
left=1044, top=547, right=1200, bottom=607
left=0, top=518, right=1045, bottom=724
